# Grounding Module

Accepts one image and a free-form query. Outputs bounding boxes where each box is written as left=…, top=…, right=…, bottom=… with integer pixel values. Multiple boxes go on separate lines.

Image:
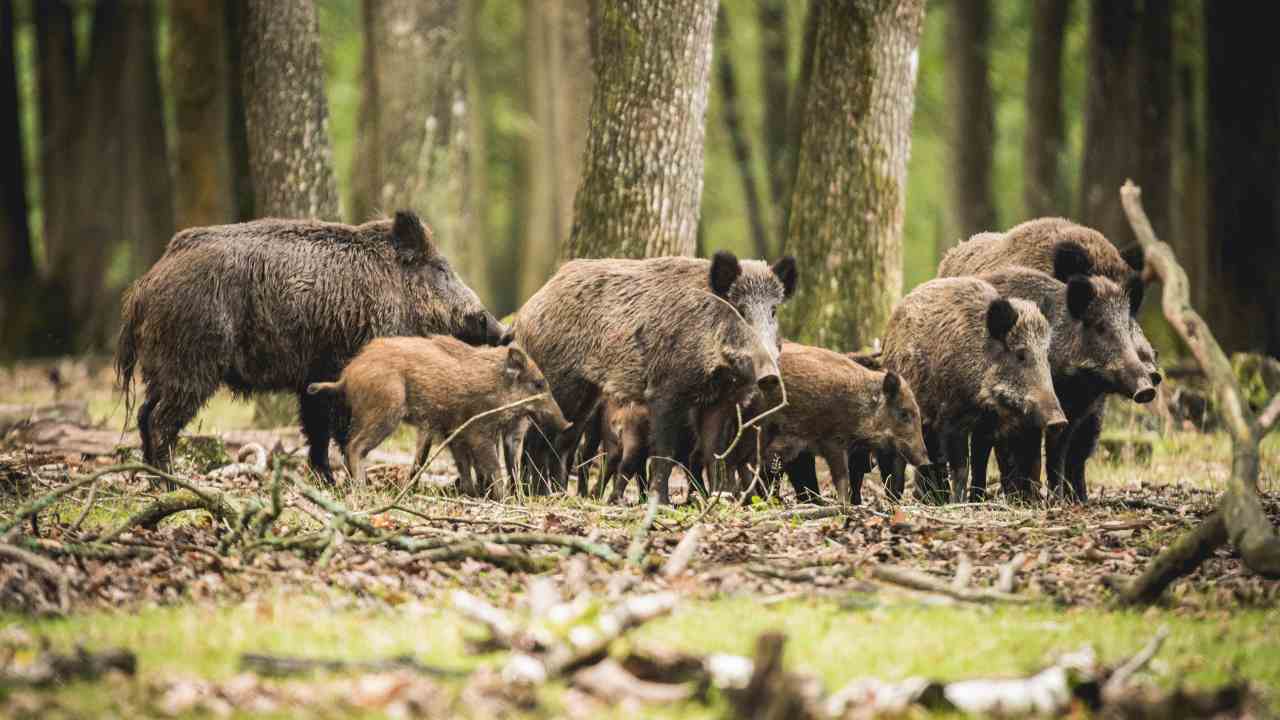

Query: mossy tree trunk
left=241, top=0, right=341, bottom=427
left=564, top=0, right=717, bottom=260
left=945, top=0, right=996, bottom=249
left=783, top=0, right=925, bottom=351
left=171, top=0, right=238, bottom=229
left=519, top=0, right=592, bottom=302
left=1023, top=0, right=1070, bottom=218
left=351, top=0, right=486, bottom=301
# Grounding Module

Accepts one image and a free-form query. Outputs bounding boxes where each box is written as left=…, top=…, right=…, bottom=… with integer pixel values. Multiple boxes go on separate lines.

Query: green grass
left=5, top=596, right=1277, bottom=717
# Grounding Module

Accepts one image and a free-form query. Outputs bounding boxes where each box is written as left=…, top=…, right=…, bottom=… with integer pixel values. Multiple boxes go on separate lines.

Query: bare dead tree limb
left=1259, top=393, right=1280, bottom=434
left=871, top=564, right=1033, bottom=604
left=1118, top=181, right=1280, bottom=604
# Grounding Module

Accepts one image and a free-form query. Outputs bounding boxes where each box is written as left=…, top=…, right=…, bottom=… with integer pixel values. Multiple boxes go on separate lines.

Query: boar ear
left=1120, top=244, right=1146, bottom=273
left=771, top=256, right=798, bottom=299
left=1125, top=274, right=1145, bottom=317
left=1066, top=275, right=1096, bottom=320
left=986, top=298, right=1018, bottom=342
left=709, top=251, right=742, bottom=298
left=882, top=371, right=901, bottom=398
left=504, top=346, right=530, bottom=381
left=391, top=211, right=435, bottom=257
left=1052, top=241, right=1093, bottom=282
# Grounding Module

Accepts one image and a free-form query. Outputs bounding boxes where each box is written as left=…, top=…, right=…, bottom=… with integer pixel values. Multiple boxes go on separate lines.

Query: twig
left=0, top=464, right=145, bottom=535
left=870, top=564, right=1033, bottom=604
left=452, top=590, right=526, bottom=650
left=627, top=492, right=661, bottom=566
left=0, top=542, right=70, bottom=614
left=1260, top=393, right=1280, bottom=434
left=662, top=523, right=703, bottom=578
left=995, top=552, right=1027, bottom=594
left=69, top=477, right=101, bottom=535
left=0, top=647, right=136, bottom=687
left=1104, top=625, right=1170, bottom=696
left=952, top=553, right=973, bottom=590
left=388, top=505, right=539, bottom=532
left=208, top=443, right=269, bottom=480
left=239, top=652, right=465, bottom=678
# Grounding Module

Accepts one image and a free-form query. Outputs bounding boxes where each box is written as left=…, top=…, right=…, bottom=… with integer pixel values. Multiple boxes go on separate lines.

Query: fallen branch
left=1260, top=393, right=1280, bottom=434
left=1103, top=625, right=1169, bottom=697
left=0, top=646, right=136, bottom=688
left=995, top=552, right=1027, bottom=594
left=238, top=652, right=464, bottom=678
left=0, top=541, right=70, bottom=614
left=662, top=523, right=704, bottom=578
left=627, top=491, right=660, bottom=566
left=870, top=565, right=1033, bottom=604
left=207, top=443, right=268, bottom=480
left=1118, top=181, right=1280, bottom=603
left=951, top=553, right=973, bottom=590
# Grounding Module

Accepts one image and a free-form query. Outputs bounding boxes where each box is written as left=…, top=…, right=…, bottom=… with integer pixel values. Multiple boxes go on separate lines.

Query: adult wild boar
left=877, top=277, right=1065, bottom=504
left=726, top=342, right=928, bottom=505
left=116, top=211, right=506, bottom=483
left=514, top=251, right=797, bottom=504
left=306, top=336, right=568, bottom=496
left=968, top=266, right=1154, bottom=502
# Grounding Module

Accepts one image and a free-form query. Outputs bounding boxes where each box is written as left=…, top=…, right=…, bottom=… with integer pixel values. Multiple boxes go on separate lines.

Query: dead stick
left=1104, top=625, right=1170, bottom=696
left=871, top=564, right=1033, bottom=604
left=952, top=553, right=973, bottom=590
left=1259, top=393, right=1280, bottom=434
left=627, top=492, right=661, bottom=566
left=996, top=552, right=1027, bottom=594
left=662, top=523, right=704, bottom=578
left=0, top=542, right=70, bottom=614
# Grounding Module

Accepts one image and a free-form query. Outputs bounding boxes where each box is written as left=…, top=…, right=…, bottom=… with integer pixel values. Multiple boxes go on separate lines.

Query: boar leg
left=877, top=448, right=905, bottom=502
left=411, top=430, right=433, bottom=483
left=470, top=440, right=505, bottom=501
left=912, top=428, right=949, bottom=504
left=999, top=427, right=1043, bottom=503
left=300, top=391, right=339, bottom=485
left=968, top=415, right=998, bottom=502
left=784, top=451, right=823, bottom=504
left=944, top=431, right=970, bottom=504
left=578, top=408, right=604, bottom=498
left=646, top=399, right=688, bottom=505
left=343, top=410, right=403, bottom=487
left=848, top=447, right=873, bottom=506
left=1043, top=421, right=1073, bottom=501
left=141, top=386, right=205, bottom=489
left=824, top=443, right=852, bottom=504
left=1063, top=410, right=1101, bottom=503
left=452, top=447, right=476, bottom=496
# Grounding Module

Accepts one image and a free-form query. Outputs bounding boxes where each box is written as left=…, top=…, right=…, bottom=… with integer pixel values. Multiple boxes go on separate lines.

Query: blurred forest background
left=1, top=0, right=1277, bottom=363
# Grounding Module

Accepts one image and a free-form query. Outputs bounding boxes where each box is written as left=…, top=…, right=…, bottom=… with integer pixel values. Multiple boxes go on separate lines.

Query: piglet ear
left=1066, top=275, right=1096, bottom=320
left=392, top=210, right=435, bottom=257
left=772, top=256, right=798, bottom=299
left=986, top=298, right=1018, bottom=342
left=1125, top=274, right=1145, bottom=317
left=709, top=251, right=742, bottom=298
left=1052, top=241, right=1093, bottom=282
left=504, top=345, right=529, bottom=381
left=883, top=371, right=901, bottom=397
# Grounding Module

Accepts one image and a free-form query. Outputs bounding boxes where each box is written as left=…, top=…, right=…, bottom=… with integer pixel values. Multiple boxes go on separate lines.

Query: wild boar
left=582, top=397, right=652, bottom=503
left=514, top=251, right=796, bottom=504
left=967, top=267, right=1156, bottom=502
left=116, top=212, right=506, bottom=484
left=876, top=277, right=1065, bottom=504
left=726, top=342, right=928, bottom=504
left=306, top=336, right=568, bottom=495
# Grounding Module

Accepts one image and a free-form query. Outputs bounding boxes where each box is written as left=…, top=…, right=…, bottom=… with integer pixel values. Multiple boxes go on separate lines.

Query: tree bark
left=241, top=0, right=342, bottom=425
left=171, top=0, right=238, bottom=229
left=779, top=0, right=821, bottom=252
left=715, top=4, right=770, bottom=259
left=564, top=0, right=717, bottom=260
left=1205, top=2, right=1280, bottom=357
left=241, top=0, right=340, bottom=220
left=759, top=0, right=790, bottom=213
left=783, top=0, right=925, bottom=350
left=1022, top=0, right=1070, bottom=218
left=351, top=0, right=486, bottom=298
left=33, top=0, right=76, bottom=276
left=1079, top=0, right=1171, bottom=247
left=0, top=0, right=33, bottom=353
left=519, top=0, right=592, bottom=302
left=945, top=0, right=996, bottom=246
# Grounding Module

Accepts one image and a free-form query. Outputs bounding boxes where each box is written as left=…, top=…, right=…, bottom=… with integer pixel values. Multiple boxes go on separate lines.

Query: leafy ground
left=1, top=359, right=1278, bottom=717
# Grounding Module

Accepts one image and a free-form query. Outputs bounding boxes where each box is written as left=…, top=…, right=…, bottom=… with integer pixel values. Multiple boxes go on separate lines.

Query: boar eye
left=1016, top=349, right=1030, bottom=364
left=770, top=305, right=778, bottom=318
left=532, top=379, right=546, bottom=391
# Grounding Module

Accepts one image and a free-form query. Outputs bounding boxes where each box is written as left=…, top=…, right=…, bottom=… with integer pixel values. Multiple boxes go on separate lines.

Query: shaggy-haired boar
left=968, top=267, right=1155, bottom=502
left=116, top=212, right=506, bottom=484
left=514, top=251, right=796, bottom=504
left=582, top=397, right=652, bottom=503
left=306, top=336, right=568, bottom=495
left=877, top=277, right=1065, bottom=504
left=728, top=342, right=928, bottom=504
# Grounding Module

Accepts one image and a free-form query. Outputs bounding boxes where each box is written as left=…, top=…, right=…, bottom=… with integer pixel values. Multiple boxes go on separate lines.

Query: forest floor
left=1, top=360, right=1279, bottom=718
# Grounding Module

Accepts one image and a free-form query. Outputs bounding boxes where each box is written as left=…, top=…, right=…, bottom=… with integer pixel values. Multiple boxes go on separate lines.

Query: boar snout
left=1148, top=368, right=1163, bottom=387
left=900, top=435, right=929, bottom=468
left=457, top=311, right=507, bottom=346
left=1132, top=384, right=1156, bottom=404
left=1034, top=390, right=1068, bottom=431
left=751, top=342, right=781, bottom=390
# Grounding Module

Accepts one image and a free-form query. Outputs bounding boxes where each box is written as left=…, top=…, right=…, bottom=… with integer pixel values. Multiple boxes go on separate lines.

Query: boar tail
left=115, top=286, right=142, bottom=424
left=306, top=380, right=345, bottom=397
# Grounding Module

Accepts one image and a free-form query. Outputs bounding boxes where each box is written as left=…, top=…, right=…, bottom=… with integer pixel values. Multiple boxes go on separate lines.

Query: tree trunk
left=241, top=0, right=340, bottom=220
left=519, top=0, right=592, bottom=302
left=759, top=0, right=790, bottom=213
left=351, top=0, right=486, bottom=299
left=1205, top=2, right=1280, bottom=357
left=1079, top=0, right=1171, bottom=247
left=945, top=0, right=996, bottom=247
left=241, top=0, right=342, bottom=426
left=1022, top=0, right=1070, bottom=218
left=716, top=4, right=770, bottom=258
left=564, top=0, right=717, bottom=260
left=783, top=0, right=925, bottom=351
left=225, top=0, right=254, bottom=221
left=33, top=0, right=76, bottom=277
left=0, top=0, right=33, bottom=354
left=171, top=0, right=237, bottom=229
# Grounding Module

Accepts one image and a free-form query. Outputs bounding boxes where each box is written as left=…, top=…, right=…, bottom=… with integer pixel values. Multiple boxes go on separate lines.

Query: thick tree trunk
left=759, top=0, right=790, bottom=213
left=1022, top=0, right=1070, bottom=218
left=171, top=0, right=237, bottom=229
left=783, top=0, right=924, bottom=350
left=241, top=0, right=340, bottom=220
left=0, top=0, right=33, bottom=353
left=779, top=0, right=821, bottom=252
left=352, top=0, right=486, bottom=299
left=564, top=0, right=717, bottom=260
left=945, top=0, right=996, bottom=246
left=225, top=0, right=254, bottom=221
left=33, top=0, right=76, bottom=275
left=241, top=0, right=341, bottom=425
left=716, top=4, right=770, bottom=259
left=519, top=0, right=592, bottom=302
left=1205, top=3, right=1280, bottom=358
left=1079, top=0, right=1171, bottom=246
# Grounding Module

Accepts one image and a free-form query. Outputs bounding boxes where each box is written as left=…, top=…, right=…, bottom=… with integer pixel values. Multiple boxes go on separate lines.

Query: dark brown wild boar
left=728, top=342, right=928, bottom=504
left=877, top=277, right=1065, bottom=504
left=514, top=251, right=797, bottom=504
left=970, top=266, right=1154, bottom=502
left=306, top=336, right=568, bottom=495
left=584, top=397, right=652, bottom=503
left=115, top=212, right=505, bottom=484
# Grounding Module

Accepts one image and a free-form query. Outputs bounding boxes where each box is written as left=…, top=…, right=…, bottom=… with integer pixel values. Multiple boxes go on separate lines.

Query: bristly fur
left=115, top=211, right=503, bottom=479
